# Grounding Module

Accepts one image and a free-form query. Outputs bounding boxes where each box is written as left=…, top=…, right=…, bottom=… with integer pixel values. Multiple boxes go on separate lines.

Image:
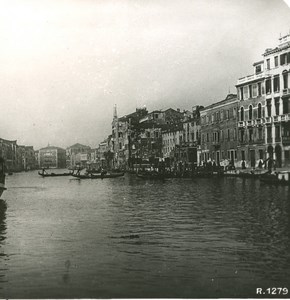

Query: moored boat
left=260, top=171, right=290, bottom=185
left=136, top=172, right=167, bottom=180
left=72, top=172, right=124, bottom=179
left=0, top=157, right=6, bottom=197
left=38, top=170, right=73, bottom=177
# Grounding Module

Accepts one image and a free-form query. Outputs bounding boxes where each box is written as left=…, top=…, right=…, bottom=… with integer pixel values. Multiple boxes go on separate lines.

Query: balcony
left=275, top=136, right=281, bottom=142
left=282, top=136, right=290, bottom=145
left=247, top=120, right=254, bottom=127
left=265, top=117, right=272, bottom=124
left=238, top=121, right=245, bottom=128
left=281, top=113, right=290, bottom=122
left=273, top=115, right=281, bottom=123
left=282, top=88, right=290, bottom=97
left=255, top=118, right=264, bottom=126
left=237, top=72, right=264, bottom=85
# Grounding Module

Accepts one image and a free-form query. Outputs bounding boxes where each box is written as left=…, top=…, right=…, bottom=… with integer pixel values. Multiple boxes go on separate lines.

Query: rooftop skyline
left=0, top=0, right=290, bottom=150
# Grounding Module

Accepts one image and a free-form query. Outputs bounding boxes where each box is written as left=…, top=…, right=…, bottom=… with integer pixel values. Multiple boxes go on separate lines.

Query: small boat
left=0, top=158, right=6, bottom=198
left=38, top=171, right=73, bottom=177
left=260, top=171, right=290, bottom=185
left=136, top=172, right=167, bottom=180
left=72, top=172, right=124, bottom=179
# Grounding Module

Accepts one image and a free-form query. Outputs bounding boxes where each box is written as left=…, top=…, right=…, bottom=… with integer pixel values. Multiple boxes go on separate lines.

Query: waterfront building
left=66, top=143, right=91, bottom=169
left=162, top=125, right=184, bottom=165
left=38, top=145, right=66, bottom=169
left=200, top=94, right=239, bottom=167
left=262, top=34, right=290, bottom=167
left=236, top=33, right=290, bottom=167
left=236, top=59, right=266, bottom=168
left=112, top=105, right=148, bottom=169
left=0, top=138, right=17, bottom=171
left=179, top=105, right=203, bottom=166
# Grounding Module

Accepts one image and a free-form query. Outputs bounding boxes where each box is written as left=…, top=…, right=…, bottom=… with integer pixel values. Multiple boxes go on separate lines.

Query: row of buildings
left=3, top=33, right=290, bottom=171
left=98, top=33, right=290, bottom=170
left=0, top=138, right=37, bottom=172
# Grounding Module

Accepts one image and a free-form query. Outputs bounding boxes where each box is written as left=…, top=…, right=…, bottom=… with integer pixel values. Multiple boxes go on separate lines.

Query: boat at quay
left=260, top=171, right=290, bottom=185
left=72, top=172, right=124, bottom=179
left=0, top=157, right=6, bottom=197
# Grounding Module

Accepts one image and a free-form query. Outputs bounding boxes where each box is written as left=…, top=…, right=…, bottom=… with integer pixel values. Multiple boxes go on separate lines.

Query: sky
left=0, top=0, right=290, bottom=149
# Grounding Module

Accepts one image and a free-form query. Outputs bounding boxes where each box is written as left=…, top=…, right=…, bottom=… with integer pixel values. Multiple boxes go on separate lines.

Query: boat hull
left=72, top=172, right=124, bottom=179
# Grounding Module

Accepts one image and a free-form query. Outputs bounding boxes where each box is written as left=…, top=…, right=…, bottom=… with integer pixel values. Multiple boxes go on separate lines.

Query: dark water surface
left=0, top=171, right=290, bottom=298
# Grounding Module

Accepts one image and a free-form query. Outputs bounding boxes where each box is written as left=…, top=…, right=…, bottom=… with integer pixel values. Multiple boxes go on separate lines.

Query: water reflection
left=0, top=199, right=8, bottom=289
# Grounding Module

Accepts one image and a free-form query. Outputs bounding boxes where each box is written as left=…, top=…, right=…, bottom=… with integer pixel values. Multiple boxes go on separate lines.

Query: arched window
left=258, top=103, right=262, bottom=119
left=249, top=105, right=253, bottom=120
left=240, top=107, right=244, bottom=121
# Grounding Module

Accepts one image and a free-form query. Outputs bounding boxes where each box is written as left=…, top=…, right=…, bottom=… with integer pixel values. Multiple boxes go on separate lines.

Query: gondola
left=38, top=171, right=73, bottom=177
left=260, top=171, right=290, bottom=186
left=71, top=172, right=124, bottom=179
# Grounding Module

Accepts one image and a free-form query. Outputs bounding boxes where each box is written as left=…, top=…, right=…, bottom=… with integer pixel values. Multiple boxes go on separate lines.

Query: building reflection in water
left=0, top=199, right=8, bottom=289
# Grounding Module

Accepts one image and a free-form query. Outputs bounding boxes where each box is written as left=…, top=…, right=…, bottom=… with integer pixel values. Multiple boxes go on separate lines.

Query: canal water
left=0, top=171, right=289, bottom=298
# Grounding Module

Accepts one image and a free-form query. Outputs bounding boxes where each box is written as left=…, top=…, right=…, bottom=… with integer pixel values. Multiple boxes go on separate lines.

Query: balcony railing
left=267, top=137, right=273, bottom=143
left=247, top=120, right=254, bottom=127
left=273, top=115, right=281, bottom=123
left=275, top=136, right=281, bottom=142
left=255, top=118, right=264, bottom=125
left=282, top=136, right=290, bottom=145
left=281, top=113, right=290, bottom=122
left=265, top=117, right=272, bottom=124
left=237, top=72, right=264, bottom=85
left=283, top=88, right=290, bottom=96
left=238, top=121, right=245, bottom=127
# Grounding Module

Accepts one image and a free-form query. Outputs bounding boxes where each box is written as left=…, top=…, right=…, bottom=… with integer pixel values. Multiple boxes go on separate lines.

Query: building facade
left=200, top=94, right=239, bottom=167
left=236, top=33, right=290, bottom=167
left=38, top=146, right=66, bottom=169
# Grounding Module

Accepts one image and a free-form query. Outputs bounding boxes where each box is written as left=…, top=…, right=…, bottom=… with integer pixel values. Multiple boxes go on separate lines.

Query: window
left=241, top=150, right=245, bottom=161
left=258, top=127, right=263, bottom=140
left=267, top=100, right=272, bottom=117
left=259, top=150, right=263, bottom=159
left=240, top=87, right=244, bottom=100
left=274, top=56, right=278, bottom=67
left=266, top=79, right=271, bottom=94
left=249, top=128, right=253, bottom=142
left=267, top=126, right=272, bottom=139
left=280, top=53, right=287, bottom=65
left=240, top=107, right=244, bottom=121
left=252, top=84, right=257, bottom=97
left=267, top=58, right=270, bottom=69
left=258, top=103, right=262, bottom=119
left=275, top=125, right=280, bottom=139
left=255, top=65, right=262, bottom=74
left=283, top=72, right=288, bottom=89
left=244, top=86, right=249, bottom=99
left=227, top=129, right=230, bottom=141
left=240, top=130, right=245, bottom=143
left=249, top=105, right=253, bottom=120
left=249, top=85, right=252, bottom=98
left=274, top=76, right=280, bottom=92
left=258, top=82, right=262, bottom=96
left=275, top=98, right=280, bottom=115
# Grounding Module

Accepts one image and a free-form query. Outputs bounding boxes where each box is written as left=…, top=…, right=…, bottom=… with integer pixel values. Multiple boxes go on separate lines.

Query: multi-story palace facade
left=200, top=94, right=239, bottom=166
left=237, top=33, right=290, bottom=167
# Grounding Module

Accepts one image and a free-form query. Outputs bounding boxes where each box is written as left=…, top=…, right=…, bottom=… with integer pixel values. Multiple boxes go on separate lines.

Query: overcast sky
left=0, top=0, right=290, bottom=149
